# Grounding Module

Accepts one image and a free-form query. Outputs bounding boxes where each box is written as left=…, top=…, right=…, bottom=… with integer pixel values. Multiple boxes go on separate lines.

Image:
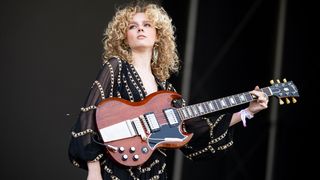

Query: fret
left=245, top=92, right=253, bottom=101
left=191, top=105, right=199, bottom=116
left=206, top=102, right=214, bottom=112
left=213, top=100, right=219, bottom=111
left=224, top=97, right=232, bottom=107
left=239, top=93, right=246, bottom=102
left=228, top=96, right=236, bottom=106
left=207, top=101, right=215, bottom=111
left=181, top=108, right=188, bottom=119
left=215, top=99, right=222, bottom=110
left=192, top=105, right=200, bottom=116
left=234, top=94, right=241, bottom=104
left=177, top=109, right=184, bottom=120
left=202, top=102, right=210, bottom=113
left=197, top=104, right=205, bottom=114
left=213, top=100, right=220, bottom=111
left=220, top=98, right=227, bottom=108
left=186, top=107, right=193, bottom=117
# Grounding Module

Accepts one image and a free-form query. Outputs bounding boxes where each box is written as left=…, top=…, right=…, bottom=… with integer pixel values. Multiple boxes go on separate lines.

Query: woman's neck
left=131, top=49, right=153, bottom=73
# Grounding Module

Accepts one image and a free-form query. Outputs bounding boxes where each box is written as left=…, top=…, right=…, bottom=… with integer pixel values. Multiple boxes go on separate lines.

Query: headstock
left=269, top=78, right=299, bottom=105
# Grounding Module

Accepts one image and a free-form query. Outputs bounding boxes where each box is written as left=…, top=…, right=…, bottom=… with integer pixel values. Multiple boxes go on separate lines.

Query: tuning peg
left=283, top=78, right=287, bottom=83
left=285, top=98, right=290, bottom=104
left=279, top=98, right=284, bottom=105
left=270, top=80, right=274, bottom=84
left=276, top=79, right=281, bottom=83
left=292, top=97, right=297, bottom=103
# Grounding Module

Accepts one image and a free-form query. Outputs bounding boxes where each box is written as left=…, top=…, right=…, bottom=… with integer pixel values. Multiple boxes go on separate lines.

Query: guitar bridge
left=132, top=117, right=148, bottom=141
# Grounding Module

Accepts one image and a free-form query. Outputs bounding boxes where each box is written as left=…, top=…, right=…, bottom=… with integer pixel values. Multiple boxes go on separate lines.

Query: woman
left=68, top=2, right=269, bottom=180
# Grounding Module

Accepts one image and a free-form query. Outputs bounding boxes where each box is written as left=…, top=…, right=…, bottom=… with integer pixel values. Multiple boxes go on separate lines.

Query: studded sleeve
left=180, top=114, right=235, bottom=161
left=68, top=57, right=122, bottom=170
left=165, top=82, right=235, bottom=161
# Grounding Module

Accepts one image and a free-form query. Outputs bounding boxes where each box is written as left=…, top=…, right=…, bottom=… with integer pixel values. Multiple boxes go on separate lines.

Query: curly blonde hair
left=102, top=2, right=180, bottom=81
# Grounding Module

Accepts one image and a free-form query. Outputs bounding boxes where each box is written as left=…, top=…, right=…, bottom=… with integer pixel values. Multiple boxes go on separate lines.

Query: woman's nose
left=138, top=27, right=144, bottom=32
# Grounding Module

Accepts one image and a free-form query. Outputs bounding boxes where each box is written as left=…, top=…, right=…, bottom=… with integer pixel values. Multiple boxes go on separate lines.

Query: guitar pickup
left=144, top=112, right=160, bottom=132
left=164, top=108, right=180, bottom=127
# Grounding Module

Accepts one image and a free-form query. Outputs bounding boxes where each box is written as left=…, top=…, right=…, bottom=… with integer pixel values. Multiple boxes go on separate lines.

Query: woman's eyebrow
left=129, top=20, right=151, bottom=24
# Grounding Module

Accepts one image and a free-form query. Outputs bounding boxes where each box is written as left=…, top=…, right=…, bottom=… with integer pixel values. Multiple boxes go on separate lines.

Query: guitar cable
left=91, top=135, right=121, bottom=152
left=91, top=134, right=107, bottom=147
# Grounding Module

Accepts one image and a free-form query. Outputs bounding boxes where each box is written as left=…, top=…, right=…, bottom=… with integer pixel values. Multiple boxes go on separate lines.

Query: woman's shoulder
left=103, top=56, right=126, bottom=66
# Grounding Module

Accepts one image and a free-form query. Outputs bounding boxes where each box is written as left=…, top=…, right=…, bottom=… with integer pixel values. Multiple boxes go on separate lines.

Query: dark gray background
left=1, top=0, right=316, bottom=179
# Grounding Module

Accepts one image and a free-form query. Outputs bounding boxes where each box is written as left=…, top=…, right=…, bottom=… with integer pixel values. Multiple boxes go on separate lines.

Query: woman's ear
left=156, top=30, right=160, bottom=42
left=122, top=39, right=129, bottom=50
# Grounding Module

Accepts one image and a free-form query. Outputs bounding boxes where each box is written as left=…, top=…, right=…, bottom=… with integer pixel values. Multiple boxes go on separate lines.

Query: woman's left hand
left=247, top=86, right=269, bottom=115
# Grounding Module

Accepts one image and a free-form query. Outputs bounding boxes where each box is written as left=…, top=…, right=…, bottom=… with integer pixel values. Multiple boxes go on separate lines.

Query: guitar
left=96, top=79, right=299, bottom=167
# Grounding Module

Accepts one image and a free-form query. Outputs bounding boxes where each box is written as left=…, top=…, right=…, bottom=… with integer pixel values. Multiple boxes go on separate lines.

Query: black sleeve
left=68, top=57, right=121, bottom=170
left=180, top=114, right=235, bottom=161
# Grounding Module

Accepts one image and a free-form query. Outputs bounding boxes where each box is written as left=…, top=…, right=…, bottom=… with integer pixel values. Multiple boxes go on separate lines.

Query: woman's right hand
left=87, top=161, right=103, bottom=180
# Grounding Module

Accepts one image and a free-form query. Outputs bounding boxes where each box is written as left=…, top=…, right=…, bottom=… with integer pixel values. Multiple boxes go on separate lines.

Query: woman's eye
left=129, top=25, right=136, bottom=29
left=144, top=23, right=151, bottom=27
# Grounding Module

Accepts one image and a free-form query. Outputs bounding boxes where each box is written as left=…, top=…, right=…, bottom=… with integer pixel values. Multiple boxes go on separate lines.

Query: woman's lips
left=137, top=35, right=146, bottom=39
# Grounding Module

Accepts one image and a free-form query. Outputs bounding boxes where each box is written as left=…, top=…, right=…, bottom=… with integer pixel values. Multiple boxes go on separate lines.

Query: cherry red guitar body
left=96, top=90, right=193, bottom=167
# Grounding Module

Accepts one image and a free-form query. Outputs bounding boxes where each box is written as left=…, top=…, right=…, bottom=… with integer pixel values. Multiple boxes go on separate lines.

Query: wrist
left=239, top=108, right=254, bottom=127
left=245, top=108, right=255, bottom=116
left=87, top=161, right=101, bottom=171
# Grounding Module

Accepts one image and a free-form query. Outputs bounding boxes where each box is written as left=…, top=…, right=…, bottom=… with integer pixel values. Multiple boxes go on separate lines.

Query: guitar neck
left=176, top=87, right=272, bottom=121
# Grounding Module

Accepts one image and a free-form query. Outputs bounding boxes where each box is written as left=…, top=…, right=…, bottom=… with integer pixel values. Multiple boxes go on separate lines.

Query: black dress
left=68, top=57, right=235, bottom=180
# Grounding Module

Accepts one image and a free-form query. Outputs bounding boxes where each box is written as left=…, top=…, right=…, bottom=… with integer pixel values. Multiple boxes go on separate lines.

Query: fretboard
left=176, top=87, right=272, bottom=121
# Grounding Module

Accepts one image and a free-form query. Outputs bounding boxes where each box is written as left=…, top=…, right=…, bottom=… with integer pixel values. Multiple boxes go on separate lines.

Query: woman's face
left=126, top=13, right=157, bottom=51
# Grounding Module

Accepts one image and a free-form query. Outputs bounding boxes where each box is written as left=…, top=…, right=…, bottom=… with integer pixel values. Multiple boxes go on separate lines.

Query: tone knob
left=130, top=147, right=136, bottom=153
left=122, top=154, right=128, bottom=161
left=133, top=154, right=139, bottom=161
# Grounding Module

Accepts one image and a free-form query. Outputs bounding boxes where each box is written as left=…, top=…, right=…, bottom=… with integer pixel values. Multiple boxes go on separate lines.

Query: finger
left=250, top=88, right=261, bottom=95
left=257, top=97, right=265, bottom=103
left=260, top=102, right=268, bottom=108
left=263, top=93, right=269, bottom=101
left=250, top=90, right=263, bottom=100
left=260, top=95, right=269, bottom=103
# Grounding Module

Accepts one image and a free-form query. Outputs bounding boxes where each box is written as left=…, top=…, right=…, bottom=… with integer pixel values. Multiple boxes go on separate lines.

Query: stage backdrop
left=0, top=0, right=315, bottom=179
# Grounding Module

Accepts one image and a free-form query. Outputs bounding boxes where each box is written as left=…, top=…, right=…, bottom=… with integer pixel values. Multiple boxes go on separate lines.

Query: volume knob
left=130, top=147, right=136, bottom=153
left=119, top=147, right=125, bottom=153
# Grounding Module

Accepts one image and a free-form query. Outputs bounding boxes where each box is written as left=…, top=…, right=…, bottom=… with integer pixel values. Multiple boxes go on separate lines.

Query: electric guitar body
left=96, top=91, right=192, bottom=167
